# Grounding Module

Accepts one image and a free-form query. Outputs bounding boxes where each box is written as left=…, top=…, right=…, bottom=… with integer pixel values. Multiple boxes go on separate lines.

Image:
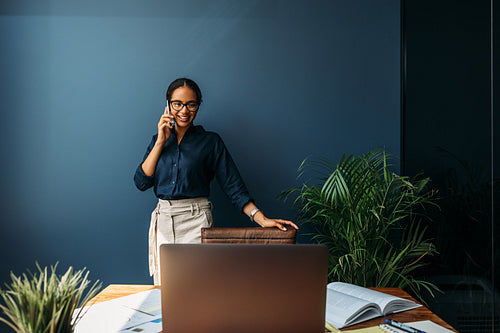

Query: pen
left=385, top=319, right=426, bottom=333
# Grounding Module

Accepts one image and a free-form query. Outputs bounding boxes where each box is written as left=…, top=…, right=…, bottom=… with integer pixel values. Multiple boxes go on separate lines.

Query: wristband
left=249, top=208, right=260, bottom=223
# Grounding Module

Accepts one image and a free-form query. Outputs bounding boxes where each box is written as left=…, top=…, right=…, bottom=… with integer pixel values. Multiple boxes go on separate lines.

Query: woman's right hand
left=142, top=106, right=175, bottom=177
left=157, top=106, right=175, bottom=144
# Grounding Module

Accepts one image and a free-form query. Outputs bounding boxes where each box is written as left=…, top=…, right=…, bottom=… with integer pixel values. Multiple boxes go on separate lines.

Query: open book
left=325, top=282, right=421, bottom=329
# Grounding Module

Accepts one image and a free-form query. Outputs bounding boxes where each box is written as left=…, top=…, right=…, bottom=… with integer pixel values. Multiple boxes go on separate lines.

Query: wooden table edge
left=86, top=284, right=159, bottom=306
left=86, top=284, right=457, bottom=332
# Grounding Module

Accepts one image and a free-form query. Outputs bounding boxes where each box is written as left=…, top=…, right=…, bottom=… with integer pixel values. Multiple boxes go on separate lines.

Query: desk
left=88, top=284, right=457, bottom=332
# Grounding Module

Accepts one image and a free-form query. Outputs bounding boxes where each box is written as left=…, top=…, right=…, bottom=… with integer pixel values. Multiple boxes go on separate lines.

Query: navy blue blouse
left=134, top=125, right=252, bottom=212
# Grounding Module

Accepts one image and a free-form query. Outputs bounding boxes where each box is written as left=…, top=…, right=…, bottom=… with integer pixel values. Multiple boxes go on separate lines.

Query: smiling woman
left=133, top=78, right=298, bottom=285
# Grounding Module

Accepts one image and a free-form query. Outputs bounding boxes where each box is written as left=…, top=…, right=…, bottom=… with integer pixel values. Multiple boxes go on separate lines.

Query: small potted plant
left=0, top=263, right=101, bottom=333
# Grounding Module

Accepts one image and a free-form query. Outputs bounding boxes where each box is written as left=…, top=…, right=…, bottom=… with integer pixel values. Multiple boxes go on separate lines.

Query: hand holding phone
left=167, top=102, right=175, bottom=129
left=157, top=104, right=174, bottom=144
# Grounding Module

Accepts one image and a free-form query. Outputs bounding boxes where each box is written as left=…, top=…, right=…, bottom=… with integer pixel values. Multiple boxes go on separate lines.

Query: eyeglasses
left=170, top=100, right=199, bottom=112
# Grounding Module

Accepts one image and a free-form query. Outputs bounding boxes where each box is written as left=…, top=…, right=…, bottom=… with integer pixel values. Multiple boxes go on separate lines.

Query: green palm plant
left=0, top=263, right=101, bottom=333
left=281, top=148, right=439, bottom=299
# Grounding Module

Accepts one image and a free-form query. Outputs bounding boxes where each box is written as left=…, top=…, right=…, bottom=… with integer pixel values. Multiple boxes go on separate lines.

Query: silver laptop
left=159, top=243, right=328, bottom=333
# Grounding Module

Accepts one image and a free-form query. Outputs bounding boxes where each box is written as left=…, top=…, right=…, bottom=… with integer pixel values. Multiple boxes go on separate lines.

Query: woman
left=134, top=78, right=298, bottom=284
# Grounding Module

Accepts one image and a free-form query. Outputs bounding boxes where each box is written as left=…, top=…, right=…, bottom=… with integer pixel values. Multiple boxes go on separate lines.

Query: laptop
left=159, top=243, right=328, bottom=333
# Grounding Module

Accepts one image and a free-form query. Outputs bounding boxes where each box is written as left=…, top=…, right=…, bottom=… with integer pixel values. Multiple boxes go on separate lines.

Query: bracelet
left=249, top=208, right=260, bottom=223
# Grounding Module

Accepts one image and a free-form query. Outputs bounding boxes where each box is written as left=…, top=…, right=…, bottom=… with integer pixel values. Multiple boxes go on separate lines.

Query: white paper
left=118, top=317, right=162, bottom=332
left=407, top=320, right=455, bottom=333
left=73, top=289, right=162, bottom=333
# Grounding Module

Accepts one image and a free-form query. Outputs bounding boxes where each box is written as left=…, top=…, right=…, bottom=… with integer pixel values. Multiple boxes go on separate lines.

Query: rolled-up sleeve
left=134, top=164, right=155, bottom=191
left=213, top=135, right=252, bottom=212
left=134, top=136, right=156, bottom=191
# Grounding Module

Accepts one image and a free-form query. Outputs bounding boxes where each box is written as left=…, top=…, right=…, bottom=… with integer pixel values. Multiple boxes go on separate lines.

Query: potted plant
left=0, top=263, right=101, bottom=333
left=281, top=148, right=439, bottom=299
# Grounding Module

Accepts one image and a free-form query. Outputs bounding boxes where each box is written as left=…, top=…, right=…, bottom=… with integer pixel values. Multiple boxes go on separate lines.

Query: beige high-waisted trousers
left=149, top=197, right=213, bottom=285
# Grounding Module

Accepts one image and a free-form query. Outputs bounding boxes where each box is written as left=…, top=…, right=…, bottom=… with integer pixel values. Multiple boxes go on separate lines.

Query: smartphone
left=167, top=102, right=175, bottom=129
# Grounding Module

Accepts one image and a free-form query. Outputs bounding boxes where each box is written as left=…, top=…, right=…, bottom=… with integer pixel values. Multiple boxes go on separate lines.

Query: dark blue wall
left=0, top=0, right=400, bottom=286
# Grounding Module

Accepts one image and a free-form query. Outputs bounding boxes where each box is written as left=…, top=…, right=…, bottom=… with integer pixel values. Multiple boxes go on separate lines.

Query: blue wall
left=0, top=0, right=400, bottom=286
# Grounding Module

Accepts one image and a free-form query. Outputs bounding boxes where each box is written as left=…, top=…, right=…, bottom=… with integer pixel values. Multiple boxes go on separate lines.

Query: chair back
left=201, top=227, right=296, bottom=244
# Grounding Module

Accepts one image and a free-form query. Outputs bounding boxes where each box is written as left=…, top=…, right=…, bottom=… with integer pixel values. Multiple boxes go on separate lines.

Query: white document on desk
left=73, top=289, right=162, bottom=333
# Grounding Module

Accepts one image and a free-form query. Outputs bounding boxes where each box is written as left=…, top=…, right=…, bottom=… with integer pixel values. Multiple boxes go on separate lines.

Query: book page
left=326, top=289, right=381, bottom=328
left=327, top=282, right=419, bottom=315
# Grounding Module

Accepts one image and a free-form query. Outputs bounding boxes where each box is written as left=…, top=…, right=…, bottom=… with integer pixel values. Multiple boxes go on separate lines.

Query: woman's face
left=169, top=86, right=199, bottom=129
